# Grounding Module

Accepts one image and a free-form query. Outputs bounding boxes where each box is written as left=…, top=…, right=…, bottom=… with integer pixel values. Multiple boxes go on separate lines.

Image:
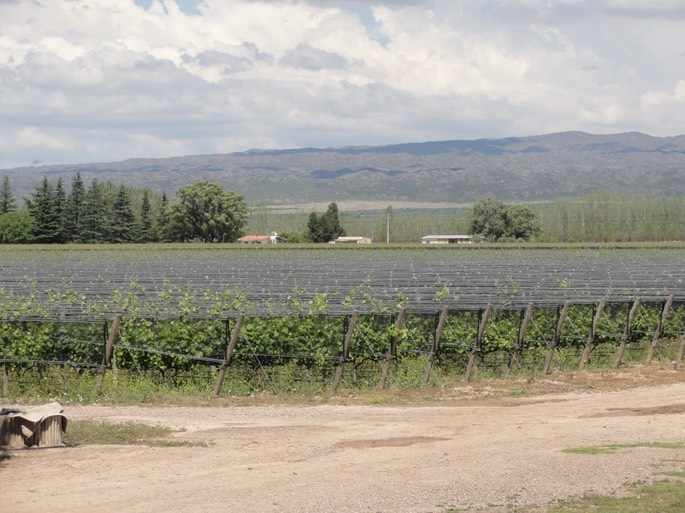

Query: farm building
left=238, top=232, right=286, bottom=244
left=331, top=236, right=373, bottom=244
left=421, top=235, right=473, bottom=244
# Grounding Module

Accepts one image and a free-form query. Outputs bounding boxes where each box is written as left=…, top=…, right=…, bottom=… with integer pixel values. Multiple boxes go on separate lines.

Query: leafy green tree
left=279, top=231, right=307, bottom=243
left=307, top=202, right=346, bottom=242
left=468, top=198, right=541, bottom=241
left=27, top=177, right=61, bottom=243
left=468, top=198, right=508, bottom=241
left=505, top=204, right=540, bottom=241
left=1, top=175, right=16, bottom=214
left=0, top=209, right=33, bottom=243
left=166, top=181, right=249, bottom=242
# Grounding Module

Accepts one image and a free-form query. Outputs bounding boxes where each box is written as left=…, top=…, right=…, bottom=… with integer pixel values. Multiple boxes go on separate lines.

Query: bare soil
left=3, top=364, right=685, bottom=513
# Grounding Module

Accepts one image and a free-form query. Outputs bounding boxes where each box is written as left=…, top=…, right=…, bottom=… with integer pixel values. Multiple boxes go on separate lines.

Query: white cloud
left=0, top=0, right=684, bottom=168
left=15, top=127, right=73, bottom=150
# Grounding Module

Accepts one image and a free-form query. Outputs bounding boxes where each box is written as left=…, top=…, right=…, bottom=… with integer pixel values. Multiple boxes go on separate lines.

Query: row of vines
left=2, top=296, right=685, bottom=395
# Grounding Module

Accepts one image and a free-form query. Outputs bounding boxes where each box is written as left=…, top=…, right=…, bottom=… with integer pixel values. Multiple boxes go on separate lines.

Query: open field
left=2, top=365, right=685, bottom=513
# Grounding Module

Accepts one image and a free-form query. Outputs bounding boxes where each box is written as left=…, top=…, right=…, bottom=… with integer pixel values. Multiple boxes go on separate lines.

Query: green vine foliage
left=351, top=314, right=394, bottom=364
left=664, top=303, right=685, bottom=338
left=1, top=320, right=103, bottom=370
left=482, top=309, right=519, bottom=352
left=1, top=278, right=681, bottom=387
left=436, top=310, right=478, bottom=366
left=239, top=314, right=343, bottom=368
left=115, top=318, right=226, bottom=376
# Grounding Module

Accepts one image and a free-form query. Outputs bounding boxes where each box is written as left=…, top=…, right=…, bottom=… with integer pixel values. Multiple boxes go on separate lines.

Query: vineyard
left=2, top=244, right=685, bottom=395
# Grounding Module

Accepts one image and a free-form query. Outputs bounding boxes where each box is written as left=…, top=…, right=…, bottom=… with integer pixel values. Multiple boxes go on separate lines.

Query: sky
left=1, top=0, right=684, bottom=169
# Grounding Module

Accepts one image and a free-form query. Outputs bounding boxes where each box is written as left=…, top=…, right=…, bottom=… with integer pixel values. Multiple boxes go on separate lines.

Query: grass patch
left=548, top=478, right=685, bottom=512
left=65, top=419, right=205, bottom=448
left=663, top=471, right=685, bottom=478
left=563, top=442, right=685, bottom=455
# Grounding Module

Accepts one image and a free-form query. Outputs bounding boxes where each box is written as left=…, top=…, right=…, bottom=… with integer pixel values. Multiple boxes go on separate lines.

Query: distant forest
left=2, top=174, right=685, bottom=244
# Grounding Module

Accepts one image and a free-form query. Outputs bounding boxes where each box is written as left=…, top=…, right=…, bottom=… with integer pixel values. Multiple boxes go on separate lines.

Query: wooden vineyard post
left=507, top=303, right=534, bottom=375
left=2, top=311, right=7, bottom=396
left=465, top=304, right=493, bottom=382
left=423, top=306, right=449, bottom=384
left=212, top=314, right=245, bottom=397
left=579, top=300, right=607, bottom=371
left=1, top=311, right=6, bottom=397
left=2, top=365, right=7, bottom=397
left=613, top=298, right=641, bottom=369
left=95, top=313, right=122, bottom=393
left=378, top=308, right=407, bottom=390
left=675, top=331, right=685, bottom=370
left=332, top=313, right=358, bottom=392
left=646, top=295, right=674, bottom=365
left=542, top=302, right=570, bottom=375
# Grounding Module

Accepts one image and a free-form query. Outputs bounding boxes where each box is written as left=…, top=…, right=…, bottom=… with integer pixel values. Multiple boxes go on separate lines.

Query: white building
left=420, top=235, right=473, bottom=244
left=331, top=236, right=373, bottom=244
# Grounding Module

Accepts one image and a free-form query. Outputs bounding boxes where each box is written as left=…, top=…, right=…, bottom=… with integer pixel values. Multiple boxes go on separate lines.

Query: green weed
left=563, top=442, right=685, bottom=455
left=65, top=419, right=204, bottom=447
left=548, top=478, right=685, bottom=513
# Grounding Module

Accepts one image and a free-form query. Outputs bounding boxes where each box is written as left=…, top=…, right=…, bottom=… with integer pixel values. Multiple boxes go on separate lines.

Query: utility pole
left=385, top=205, right=392, bottom=243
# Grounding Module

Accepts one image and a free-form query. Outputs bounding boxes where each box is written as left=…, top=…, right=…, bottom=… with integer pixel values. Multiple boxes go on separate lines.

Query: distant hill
left=4, top=131, right=685, bottom=207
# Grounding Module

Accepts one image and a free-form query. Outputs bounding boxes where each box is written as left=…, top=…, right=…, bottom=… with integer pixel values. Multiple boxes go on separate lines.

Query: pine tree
left=308, top=202, right=346, bottom=242
left=81, top=179, right=108, bottom=243
left=27, top=177, right=61, bottom=243
left=157, top=192, right=170, bottom=242
left=55, top=177, right=67, bottom=243
left=111, top=185, right=135, bottom=243
left=138, top=189, right=154, bottom=242
left=65, top=172, right=85, bottom=242
left=1, top=175, right=16, bottom=214
left=321, top=202, right=346, bottom=241
left=307, top=212, right=324, bottom=242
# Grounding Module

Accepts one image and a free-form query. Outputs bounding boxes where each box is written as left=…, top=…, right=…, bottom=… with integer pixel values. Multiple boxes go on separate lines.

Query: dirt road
left=3, top=366, right=685, bottom=513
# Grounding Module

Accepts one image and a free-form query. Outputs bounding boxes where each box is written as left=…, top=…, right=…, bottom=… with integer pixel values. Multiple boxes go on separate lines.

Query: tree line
left=4, top=173, right=685, bottom=244
left=0, top=175, right=344, bottom=244
left=0, top=174, right=250, bottom=244
left=536, top=192, right=685, bottom=243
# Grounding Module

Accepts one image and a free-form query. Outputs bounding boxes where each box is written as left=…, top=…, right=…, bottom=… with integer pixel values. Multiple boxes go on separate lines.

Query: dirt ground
left=3, top=364, right=685, bottom=513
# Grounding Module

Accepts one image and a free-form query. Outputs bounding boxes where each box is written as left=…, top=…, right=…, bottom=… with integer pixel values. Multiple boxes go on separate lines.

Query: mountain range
left=4, top=131, right=685, bottom=208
